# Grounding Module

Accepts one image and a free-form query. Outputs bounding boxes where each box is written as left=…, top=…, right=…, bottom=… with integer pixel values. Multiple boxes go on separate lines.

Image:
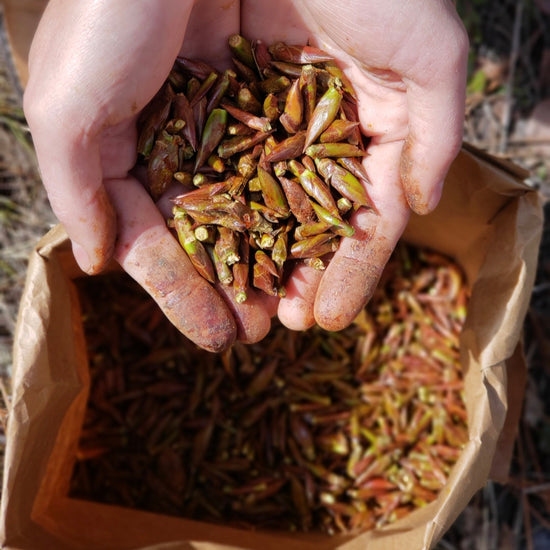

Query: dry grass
left=0, top=15, right=54, bottom=377
left=0, top=1, right=549, bottom=547
left=0, top=9, right=55, bottom=507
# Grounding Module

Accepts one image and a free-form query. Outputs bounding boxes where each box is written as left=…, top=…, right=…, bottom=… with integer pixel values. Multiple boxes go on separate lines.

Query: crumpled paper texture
left=0, top=143, right=543, bottom=550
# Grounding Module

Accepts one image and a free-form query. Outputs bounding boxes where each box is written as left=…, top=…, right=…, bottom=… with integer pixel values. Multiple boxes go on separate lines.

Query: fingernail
left=406, top=181, right=442, bottom=215
left=404, top=186, right=427, bottom=215
left=72, top=241, right=92, bottom=274
left=427, top=180, right=444, bottom=212
left=400, top=141, right=429, bottom=215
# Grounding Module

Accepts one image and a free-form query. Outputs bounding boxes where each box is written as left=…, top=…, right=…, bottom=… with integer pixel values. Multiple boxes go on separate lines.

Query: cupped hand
left=24, top=0, right=275, bottom=351
left=242, top=0, right=469, bottom=331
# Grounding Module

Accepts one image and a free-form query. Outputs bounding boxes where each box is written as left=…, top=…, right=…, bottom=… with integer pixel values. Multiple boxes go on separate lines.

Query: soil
left=1, top=2, right=550, bottom=548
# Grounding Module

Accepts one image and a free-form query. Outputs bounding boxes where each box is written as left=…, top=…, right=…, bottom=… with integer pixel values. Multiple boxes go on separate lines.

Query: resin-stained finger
left=105, top=177, right=237, bottom=352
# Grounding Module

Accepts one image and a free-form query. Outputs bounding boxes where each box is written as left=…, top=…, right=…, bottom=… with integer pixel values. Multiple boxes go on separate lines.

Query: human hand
left=24, top=0, right=276, bottom=352
left=242, top=0, right=469, bottom=331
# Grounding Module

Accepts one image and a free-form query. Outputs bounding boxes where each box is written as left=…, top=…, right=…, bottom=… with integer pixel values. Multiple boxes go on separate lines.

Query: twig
left=435, top=538, right=458, bottom=550
left=524, top=483, right=550, bottom=496
left=528, top=505, right=550, bottom=532
left=507, top=137, right=550, bottom=146
left=0, top=377, right=10, bottom=414
left=483, top=101, right=501, bottom=152
left=517, top=430, right=535, bottom=550
left=488, top=482, right=499, bottom=549
left=0, top=377, right=10, bottom=434
left=513, top=493, right=524, bottom=550
left=499, top=0, right=524, bottom=154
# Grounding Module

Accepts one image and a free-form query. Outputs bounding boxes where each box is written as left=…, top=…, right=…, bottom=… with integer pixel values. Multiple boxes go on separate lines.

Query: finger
left=104, top=177, right=237, bottom=353
left=277, top=263, right=324, bottom=331
left=380, top=4, right=468, bottom=215
left=215, top=284, right=278, bottom=344
left=156, top=182, right=277, bottom=344
left=399, top=45, right=468, bottom=214
left=314, top=140, right=410, bottom=331
left=37, top=136, right=117, bottom=275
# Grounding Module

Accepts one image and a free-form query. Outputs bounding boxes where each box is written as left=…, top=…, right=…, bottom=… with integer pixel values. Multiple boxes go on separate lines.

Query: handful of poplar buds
left=137, top=35, right=373, bottom=301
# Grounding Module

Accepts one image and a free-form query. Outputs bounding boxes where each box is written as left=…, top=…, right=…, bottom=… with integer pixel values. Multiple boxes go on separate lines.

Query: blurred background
left=0, top=1, right=549, bottom=548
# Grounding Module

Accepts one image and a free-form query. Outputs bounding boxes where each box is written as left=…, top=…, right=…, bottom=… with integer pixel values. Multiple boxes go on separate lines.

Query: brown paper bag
left=0, top=143, right=543, bottom=550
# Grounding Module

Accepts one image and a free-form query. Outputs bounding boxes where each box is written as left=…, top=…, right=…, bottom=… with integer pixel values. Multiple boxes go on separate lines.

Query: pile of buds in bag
left=70, top=244, right=469, bottom=535
left=136, top=35, right=374, bottom=301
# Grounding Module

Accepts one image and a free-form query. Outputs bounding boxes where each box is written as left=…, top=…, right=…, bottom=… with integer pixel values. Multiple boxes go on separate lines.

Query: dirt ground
left=1, top=2, right=550, bottom=548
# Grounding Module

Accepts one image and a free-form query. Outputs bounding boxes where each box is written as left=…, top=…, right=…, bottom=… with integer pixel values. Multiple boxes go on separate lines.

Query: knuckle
left=22, top=85, right=47, bottom=129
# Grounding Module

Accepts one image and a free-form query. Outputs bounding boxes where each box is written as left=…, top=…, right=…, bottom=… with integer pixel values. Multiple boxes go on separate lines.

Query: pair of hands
left=24, top=0, right=468, bottom=352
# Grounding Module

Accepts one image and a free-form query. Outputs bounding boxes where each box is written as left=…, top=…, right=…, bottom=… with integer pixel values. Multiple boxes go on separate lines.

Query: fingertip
left=313, top=207, right=399, bottom=332
left=57, top=179, right=118, bottom=273
left=216, top=285, right=277, bottom=345
left=130, top=244, right=238, bottom=354
left=277, top=302, right=316, bottom=332
left=313, top=277, right=366, bottom=332
left=70, top=222, right=116, bottom=275
left=71, top=241, right=93, bottom=274
left=400, top=138, right=448, bottom=215
left=403, top=176, right=444, bottom=216
left=277, top=263, right=323, bottom=331
left=238, top=318, right=271, bottom=345
left=168, top=283, right=238, bottom=353
left=425, top=179, right=444, bottom=213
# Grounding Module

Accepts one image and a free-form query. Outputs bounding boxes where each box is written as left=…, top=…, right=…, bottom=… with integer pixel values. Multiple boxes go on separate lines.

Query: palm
left=241, top=0, right=467, bottom=330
